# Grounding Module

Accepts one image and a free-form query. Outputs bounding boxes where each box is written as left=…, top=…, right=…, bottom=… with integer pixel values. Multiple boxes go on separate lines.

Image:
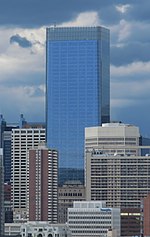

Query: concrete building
left=5, top=223, right=22, bottom=236
left=46, top=26, right=110, bottom=181
left=85, top=123, right=148, bottom=237
left=28, top=144, right=58, bottom=223
left=58, top=181, right=85, bottom=223
left=4, top=182, right=13, bottom=223
left=85, top=150, right=150, bottom=208
left=121, top=208, right=141, bottom=236
left=58, top=167, right=84, bottom=186
left=11, top=127, right=45, bottom=222
left=85, top=123, right=140, bottom=156
left=20, top=222, right=71, bottom=237
left=0, top=114, right=45, bottom=183
left=0, top=115, right=19, bottom=183
left=68, top=201, right=120, bottom=237
left=143, top=193, right=150, bottom=237
left=0, top=148, right=4, bottom=237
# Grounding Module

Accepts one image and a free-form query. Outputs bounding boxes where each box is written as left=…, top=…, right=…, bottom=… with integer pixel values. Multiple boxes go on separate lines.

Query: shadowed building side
left=28, top=144, right=58, bottom=223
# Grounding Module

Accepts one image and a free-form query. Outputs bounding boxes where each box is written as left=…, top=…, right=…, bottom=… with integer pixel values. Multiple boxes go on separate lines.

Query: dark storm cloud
left=111, top=42, right=150, bottom=66
left=0, top=0, right=130, bottom=27
left=0, top=0, right=149, bottom=28
left=10, top=34, right=32, bottom=48
left=126, top=1, right=150, bottom=23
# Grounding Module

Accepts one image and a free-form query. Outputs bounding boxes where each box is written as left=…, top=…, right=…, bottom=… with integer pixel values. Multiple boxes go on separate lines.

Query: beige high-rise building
left=11, top=128, right=45, bottom=222
left=28, top=144, right=58, bottom=223
left=85, top=122, right=140, bottom=156
left=86, top=150, right=150, bottom=208
left=85, top=123, right=150, bottom=208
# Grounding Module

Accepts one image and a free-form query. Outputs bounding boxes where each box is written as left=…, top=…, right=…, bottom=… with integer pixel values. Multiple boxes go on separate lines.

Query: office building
left=5, top=223, right=22, bottom=236
left=121, top=208, right=141, bottom=237
left=0, top=115, right=19, bottom=182
left=142, top=194, right=150, bottom=237
left=28, top=144, right=58, bottom=223
left=68, top=201, right=120, bottom=237
left=0, top=148, right=4, bottom=237
left=0, top=114, right=44, bottom=183
left=58, top=181, right=85, bottom=223
left=85, top=122, right=140, bottom=155
left=58, top=167, right=84, bottom=186
left=4, top=182, right=13, bottom=223
left=20, top=222, right=71, bottom=237
left=11, top=127, right=45, bottom=222
left=46, top=26, right=110, bottom=175
left=85, top=150, right=150, bottom=208
left=85, top=123, right=150, bottom=208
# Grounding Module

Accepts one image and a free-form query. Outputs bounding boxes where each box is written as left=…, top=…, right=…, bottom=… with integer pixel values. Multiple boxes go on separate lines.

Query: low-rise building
left=5, top=223, right=21, bottom=236
left=68, top=201, right=120, bottom=237
left=5, top=222, right=71, bottom=237
left=20, top=222, right=71, bottom=237
left=58, top=181, right=85, bottom=223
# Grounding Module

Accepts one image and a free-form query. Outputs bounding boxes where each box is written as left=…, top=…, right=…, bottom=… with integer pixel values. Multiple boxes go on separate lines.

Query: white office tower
left=85, top=123, right=140, bottom=156
left=85, top=123, right=150, bottom=208
left=11, top=128, right=45, bottom=222
left=0, top=148, right=4, bottom=237
left=68, top=201, right=120, bottom=237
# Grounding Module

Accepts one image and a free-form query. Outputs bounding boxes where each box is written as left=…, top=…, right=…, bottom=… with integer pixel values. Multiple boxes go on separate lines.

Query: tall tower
left=46, top=26, right=110, bottom=174
left=0, top=148, right=4, bottom=237
left=28, top=144, right=58, bottom=223
left=85, top=123, right=150, bottom=208
left=11, top=127, right=45, bottom=222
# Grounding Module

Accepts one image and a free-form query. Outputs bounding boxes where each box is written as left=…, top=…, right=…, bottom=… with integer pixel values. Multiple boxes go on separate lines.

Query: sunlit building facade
left=11, top=128, right=45, bottom=222
left=46, top=26, right=110, bottom=176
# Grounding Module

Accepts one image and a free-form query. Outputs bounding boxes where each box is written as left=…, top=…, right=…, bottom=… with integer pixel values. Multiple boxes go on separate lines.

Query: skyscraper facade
left=0, top=148, right=4, bottom=237
left=11, top=127, right=45, bottom=222
left=0, top=115, right=19, bottom=182
left=28, top=144, right=58, bottom=223
left=86, top=150, right=150, bottom=208
left=46, top=26, right=110, bottom=171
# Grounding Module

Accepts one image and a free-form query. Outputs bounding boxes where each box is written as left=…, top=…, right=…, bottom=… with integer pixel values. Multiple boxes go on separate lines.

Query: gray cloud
left=1, top=72, right=44, bottom=88
left=10, top=34, right=32, bottom=48
left=0, top=0, right=135, bottom=27
left=111, top=103, right=150, bottom=137
left=111, top=42, right=150, bottom=66
left=126, top=1, right=150, bottom=23
left=29, top=87, right=45, bottom=97
left=0, top=0, right=149, bottom=29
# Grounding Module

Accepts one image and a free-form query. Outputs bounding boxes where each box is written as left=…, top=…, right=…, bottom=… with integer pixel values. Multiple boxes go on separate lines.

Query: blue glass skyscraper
left=46, top=26, right=110, bottom=172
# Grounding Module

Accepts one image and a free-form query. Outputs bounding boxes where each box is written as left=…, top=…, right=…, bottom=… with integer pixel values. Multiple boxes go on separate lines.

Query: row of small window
left=59, top=192, right=82, bottom=197
left=69, top=216, right=111, bottom=219
left=13, top=130, right=45, bottom=133
left=69, top=212, right=111, bottom=216
left=71, top=229, right=108, bottom=233
left=69, top=221, right=111, bottom=225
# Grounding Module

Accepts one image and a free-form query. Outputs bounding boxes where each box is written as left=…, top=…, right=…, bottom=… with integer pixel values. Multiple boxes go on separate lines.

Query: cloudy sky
left=0, top=0, right=150, bottom=136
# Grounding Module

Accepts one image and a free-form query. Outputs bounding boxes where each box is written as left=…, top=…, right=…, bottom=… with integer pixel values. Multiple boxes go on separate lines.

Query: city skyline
left=0, top=0, right=150, bottom=136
